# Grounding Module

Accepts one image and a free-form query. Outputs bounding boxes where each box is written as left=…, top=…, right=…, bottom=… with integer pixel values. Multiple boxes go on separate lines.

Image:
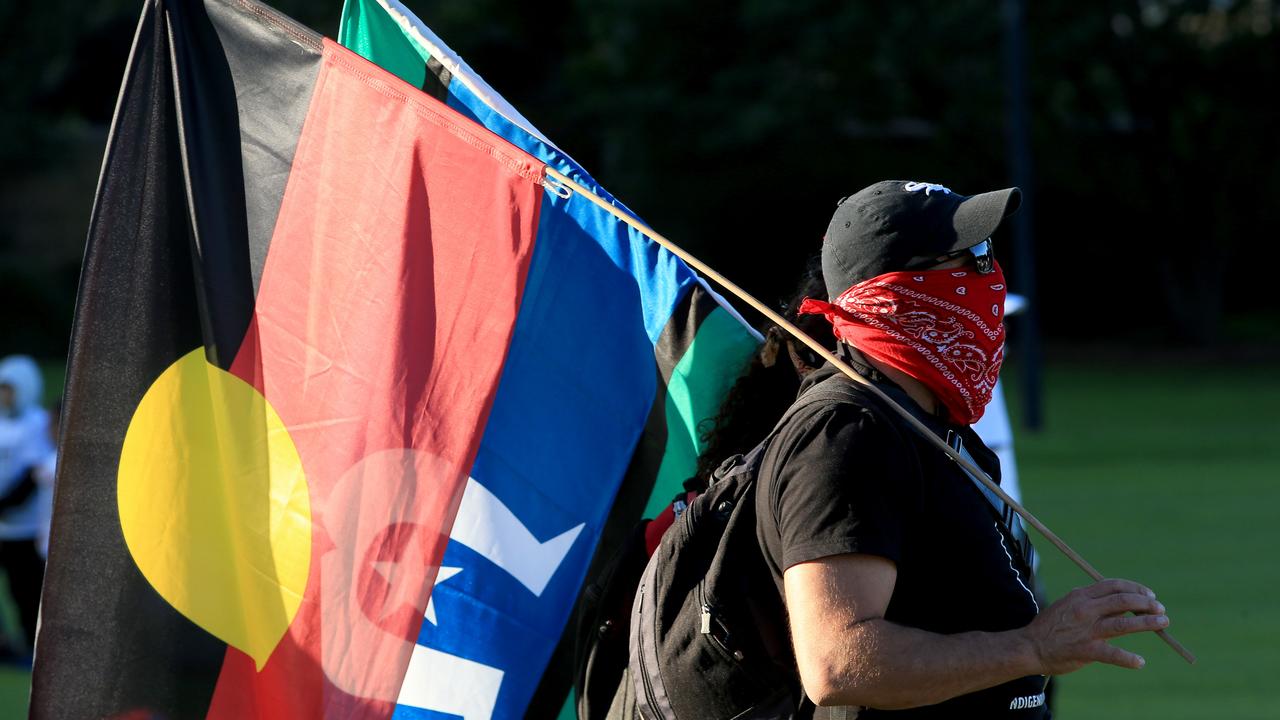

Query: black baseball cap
left=821, top=180, right=1021, bottom=299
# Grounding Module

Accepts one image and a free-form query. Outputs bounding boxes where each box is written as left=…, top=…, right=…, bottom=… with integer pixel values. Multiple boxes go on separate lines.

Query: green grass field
left=0, top=358, right=1275, bottom=718
left=1008, top=359, right=1280, bottom=719
left=0, top=667, right=26, bottom=720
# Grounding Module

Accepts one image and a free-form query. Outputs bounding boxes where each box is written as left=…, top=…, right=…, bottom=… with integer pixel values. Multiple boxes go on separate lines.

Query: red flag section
left=207, top=39, right=543, bottom=718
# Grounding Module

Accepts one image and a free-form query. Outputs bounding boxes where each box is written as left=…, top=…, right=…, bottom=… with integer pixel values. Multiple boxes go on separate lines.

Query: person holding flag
left=755, top=180, right=1169, bottom=717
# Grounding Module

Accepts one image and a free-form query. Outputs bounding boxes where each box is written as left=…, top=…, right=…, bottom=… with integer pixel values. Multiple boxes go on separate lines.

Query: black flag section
left=32, top=1, right=322, bottom=717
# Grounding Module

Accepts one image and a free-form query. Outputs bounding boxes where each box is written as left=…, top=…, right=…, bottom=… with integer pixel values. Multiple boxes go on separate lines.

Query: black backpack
left=574, top=520, right=651, bottom=720
left=628, top=380, right=862, bottom=720
left=574, top=487, right=701, bottom=719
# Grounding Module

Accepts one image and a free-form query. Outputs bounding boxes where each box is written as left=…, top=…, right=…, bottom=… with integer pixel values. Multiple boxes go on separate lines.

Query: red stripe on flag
left=208, top=39, right=542, bottom=719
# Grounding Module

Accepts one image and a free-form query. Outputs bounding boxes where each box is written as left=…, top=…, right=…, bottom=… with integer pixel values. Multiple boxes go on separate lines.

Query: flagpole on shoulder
left=542, top=166, right=1196, bottom=666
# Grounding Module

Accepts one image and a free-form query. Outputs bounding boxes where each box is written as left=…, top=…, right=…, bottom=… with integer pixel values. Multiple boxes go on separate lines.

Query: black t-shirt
left=755, top=362, right=1049, bottom=718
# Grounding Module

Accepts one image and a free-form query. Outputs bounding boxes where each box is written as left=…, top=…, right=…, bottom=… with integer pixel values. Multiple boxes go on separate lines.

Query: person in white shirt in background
left=31, top=402, right=59, bottom=560
left=0, top=354, right=54, bottom=661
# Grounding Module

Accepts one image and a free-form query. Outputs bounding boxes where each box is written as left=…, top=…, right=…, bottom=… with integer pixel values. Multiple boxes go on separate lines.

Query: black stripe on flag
left=31, top=1, right=323, bottom=717
left=423, top=55, right=452, bottom=104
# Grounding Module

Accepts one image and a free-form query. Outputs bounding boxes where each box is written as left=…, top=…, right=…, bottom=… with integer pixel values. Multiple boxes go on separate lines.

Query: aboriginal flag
left=32, top=0, right=542, bottom=717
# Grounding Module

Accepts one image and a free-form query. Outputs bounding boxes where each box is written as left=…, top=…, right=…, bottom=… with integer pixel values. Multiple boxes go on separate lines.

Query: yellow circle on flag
left=118, top=348, right=312, bottom=670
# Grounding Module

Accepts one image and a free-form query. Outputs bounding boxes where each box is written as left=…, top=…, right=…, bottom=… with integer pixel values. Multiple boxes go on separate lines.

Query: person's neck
left=842, top=345, right=944, bottom=417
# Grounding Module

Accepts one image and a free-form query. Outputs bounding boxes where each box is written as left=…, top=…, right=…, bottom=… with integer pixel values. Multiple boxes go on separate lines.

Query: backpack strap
left=711, top=373, right=1032, bottom=573
left=767, top=378, right=866, bottom=442
left=710, top=378, right=865, bottom=486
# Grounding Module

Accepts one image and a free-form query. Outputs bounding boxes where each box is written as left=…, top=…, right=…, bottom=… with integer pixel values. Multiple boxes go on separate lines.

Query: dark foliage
left=3, top=0, right=1277, bottom=358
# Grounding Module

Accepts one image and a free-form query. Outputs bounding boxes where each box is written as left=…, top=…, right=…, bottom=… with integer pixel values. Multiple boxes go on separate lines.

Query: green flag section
left=646, top=300, right=762, bottom=518
left=340, top=0, right=428, bottom=87
left=339, top=0, right=763, bottom=717
left=339, top=0, right=556, bottom=149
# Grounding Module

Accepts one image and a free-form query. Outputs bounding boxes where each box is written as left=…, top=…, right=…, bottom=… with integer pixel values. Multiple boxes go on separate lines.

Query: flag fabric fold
left=35, top=1, right=541, bottom=717
left=338, top=1, right=761, bottom=717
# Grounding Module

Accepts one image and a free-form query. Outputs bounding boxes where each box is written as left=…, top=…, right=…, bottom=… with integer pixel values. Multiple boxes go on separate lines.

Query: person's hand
left=1023, top=578, right=1170, bottom=675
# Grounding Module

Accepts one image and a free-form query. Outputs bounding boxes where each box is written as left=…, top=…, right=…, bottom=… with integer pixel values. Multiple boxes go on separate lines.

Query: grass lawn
left=1007, top=359, right=1279, bottom=719
left=0, top=667, right=26, bottom=720
left=0, top=358, right=1274, bottom=718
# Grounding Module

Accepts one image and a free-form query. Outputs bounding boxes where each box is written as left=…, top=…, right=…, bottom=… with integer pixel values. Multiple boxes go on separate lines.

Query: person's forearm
left=808, top=618, right=1040, bottom=709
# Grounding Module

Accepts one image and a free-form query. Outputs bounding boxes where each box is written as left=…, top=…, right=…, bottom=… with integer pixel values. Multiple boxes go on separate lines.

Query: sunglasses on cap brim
left=911, top=238, right=996, bottom=275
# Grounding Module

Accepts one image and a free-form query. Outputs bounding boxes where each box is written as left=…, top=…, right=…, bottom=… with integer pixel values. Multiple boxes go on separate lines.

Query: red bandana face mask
left=799, top=263, right=1008, bottom=424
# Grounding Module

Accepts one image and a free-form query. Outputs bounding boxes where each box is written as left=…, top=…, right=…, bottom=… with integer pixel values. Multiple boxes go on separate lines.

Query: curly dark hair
left=689, top=257, right=835, bottom=488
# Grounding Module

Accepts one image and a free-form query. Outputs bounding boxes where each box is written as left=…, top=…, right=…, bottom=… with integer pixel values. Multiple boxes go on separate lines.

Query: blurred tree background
left=3, top=2, right=1279, bottom=717
left=2, top=0, right=1278, bottom=358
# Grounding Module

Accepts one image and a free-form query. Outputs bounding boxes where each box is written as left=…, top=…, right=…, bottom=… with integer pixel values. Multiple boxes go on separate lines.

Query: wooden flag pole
left=543, top=166, right=1195, bottom=665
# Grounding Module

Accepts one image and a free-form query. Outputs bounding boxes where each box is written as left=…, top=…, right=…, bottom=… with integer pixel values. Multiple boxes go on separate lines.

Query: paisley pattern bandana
left=799, top=263, right=1008, bottom=424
